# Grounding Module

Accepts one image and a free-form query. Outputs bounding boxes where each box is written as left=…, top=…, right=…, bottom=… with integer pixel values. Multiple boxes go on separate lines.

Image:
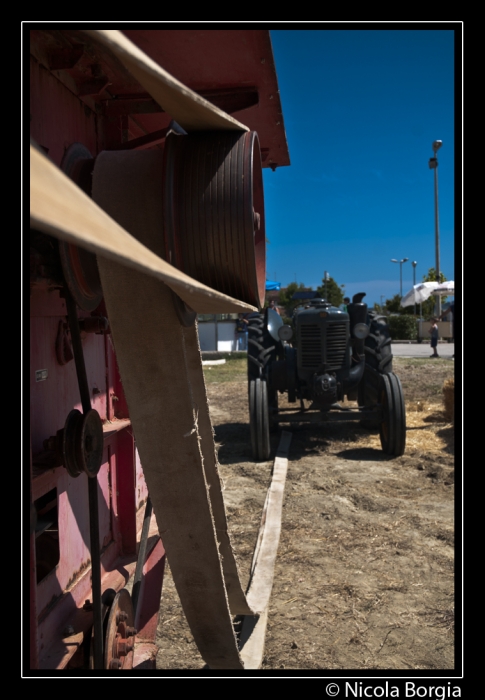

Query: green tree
left=316, top=276, right=345, bottom=307
left=277, top=282, right=308, bottom=317
left=422, top=267, right=447, bottom=284
left=384, top=293, right=414, bottom=316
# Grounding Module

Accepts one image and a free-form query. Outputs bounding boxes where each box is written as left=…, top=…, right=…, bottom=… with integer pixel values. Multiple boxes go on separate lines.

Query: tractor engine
left=296, top=301, right=350, bottom=404
left=293, top=293, right=369, bottom=406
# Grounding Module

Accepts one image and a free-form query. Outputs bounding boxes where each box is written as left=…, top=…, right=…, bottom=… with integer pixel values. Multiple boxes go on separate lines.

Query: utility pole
left=429, top=140, right=442, bottom=316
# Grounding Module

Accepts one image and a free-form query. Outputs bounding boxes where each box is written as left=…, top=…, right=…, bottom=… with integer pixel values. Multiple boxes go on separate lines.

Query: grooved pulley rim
left=163, top=130, right=265, bottom=308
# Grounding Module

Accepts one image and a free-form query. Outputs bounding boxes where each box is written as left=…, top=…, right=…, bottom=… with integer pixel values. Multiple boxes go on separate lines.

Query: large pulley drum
left=163, top=130, right=266, bottom=308
left=56, top=130, right=266, bottom=312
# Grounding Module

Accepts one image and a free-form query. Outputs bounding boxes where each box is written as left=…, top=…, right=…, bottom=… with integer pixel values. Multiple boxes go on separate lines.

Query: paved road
left=203, top=342, right=455, bottom=361
left=392, top=341, right=454, bottom=359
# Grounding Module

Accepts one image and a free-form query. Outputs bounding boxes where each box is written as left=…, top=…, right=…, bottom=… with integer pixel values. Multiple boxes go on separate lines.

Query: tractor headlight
left=353, top=323, right=370, bottom=339
left=278, top=325, right=293, bottom=341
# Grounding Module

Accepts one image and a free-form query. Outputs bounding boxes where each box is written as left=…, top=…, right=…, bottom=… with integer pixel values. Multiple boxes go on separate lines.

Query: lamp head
left=432, top=140, right=443, bottom=153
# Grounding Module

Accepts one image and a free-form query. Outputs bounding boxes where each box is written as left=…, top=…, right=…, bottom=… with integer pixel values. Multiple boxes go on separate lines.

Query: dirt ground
left=155, top=356, right=456, bottom=673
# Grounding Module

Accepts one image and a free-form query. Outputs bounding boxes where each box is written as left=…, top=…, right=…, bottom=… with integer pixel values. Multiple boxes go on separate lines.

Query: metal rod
left=434, top=164, right=441, bottom=317
left=88, top=476, right=104, bottom=669
left=65, top=292, right=92, bottom=415
left=412, top=261, right=417, bottom=316
left=65, top=290, right=104, bottom=668
left=132, top=497, right=153, bottom=617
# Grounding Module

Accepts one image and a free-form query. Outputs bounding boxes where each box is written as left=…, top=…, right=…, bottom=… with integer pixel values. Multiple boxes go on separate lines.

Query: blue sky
left=262, top=27, right=458, bottom=307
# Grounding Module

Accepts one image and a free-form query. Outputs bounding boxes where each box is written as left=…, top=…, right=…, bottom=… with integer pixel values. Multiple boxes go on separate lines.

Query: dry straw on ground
left=442, top=377, right=454, bottom=423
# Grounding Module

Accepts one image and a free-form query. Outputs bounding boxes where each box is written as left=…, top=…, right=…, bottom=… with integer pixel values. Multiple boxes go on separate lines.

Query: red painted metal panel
left=134, top=537, right=165, bottom=641
left=55, top=472, right=91, bottom=595
left=30, top=56, right=100, bottom=166
left=121, top=29, right=289, bottom=169
left=113, top=429, right=137, bottom=556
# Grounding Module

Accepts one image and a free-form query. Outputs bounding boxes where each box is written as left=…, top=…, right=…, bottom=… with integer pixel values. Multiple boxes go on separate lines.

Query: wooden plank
left=239, top=431, right=292, bottom=669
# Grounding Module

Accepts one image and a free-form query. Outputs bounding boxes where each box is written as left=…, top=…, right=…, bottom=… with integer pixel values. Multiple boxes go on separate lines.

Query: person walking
left=428, top=317, right=439, bottom=358
left=235, top=313, right=248, bottom=351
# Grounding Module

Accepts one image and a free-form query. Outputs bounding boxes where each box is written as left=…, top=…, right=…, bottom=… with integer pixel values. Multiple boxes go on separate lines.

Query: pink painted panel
left=36, top=457, right=112, bottom=616
left=56, top=472, right=91, bottom=595
left=35, top=469, right=86, bottom=619
left=30, top=308, right=108, bottom=454
left=30, top=315, right=78, bottom=454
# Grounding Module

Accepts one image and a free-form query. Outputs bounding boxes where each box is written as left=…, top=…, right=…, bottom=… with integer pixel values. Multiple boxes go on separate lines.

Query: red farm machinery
left=28, top=28, right=290, bottom=671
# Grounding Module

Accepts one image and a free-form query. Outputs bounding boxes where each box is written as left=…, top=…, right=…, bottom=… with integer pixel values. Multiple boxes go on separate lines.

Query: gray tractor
left=247, top=292, right=406, bottom=461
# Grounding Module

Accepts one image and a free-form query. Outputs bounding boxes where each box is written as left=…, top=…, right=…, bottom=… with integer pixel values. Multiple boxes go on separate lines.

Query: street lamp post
left=412, top=261, right=417, bottom=315
left=429, top=140, right=442, bottom=317
left=390, top=258, right=409, bottom=298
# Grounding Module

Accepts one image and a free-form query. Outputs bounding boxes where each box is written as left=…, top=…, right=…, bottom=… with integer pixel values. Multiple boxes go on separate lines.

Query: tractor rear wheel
left=247, top=310, right=279, bottom=435
left=358, top=311, right=393, bottom=428
left=247, top=312, right=276, bottom=380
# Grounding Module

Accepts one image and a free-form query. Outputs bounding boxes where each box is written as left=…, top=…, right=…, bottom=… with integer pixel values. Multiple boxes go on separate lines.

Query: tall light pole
left=429, top=140, right=442, bottom=316
left=390, top=258, right=409, bottom=297
left=412, top=261, right=417, bottom=315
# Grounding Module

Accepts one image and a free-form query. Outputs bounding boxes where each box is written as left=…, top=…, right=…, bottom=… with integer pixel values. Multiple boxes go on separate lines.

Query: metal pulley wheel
left=59, top=143, right=103, bottom=311
left=62, top=408, right=104, bottom=478
left=87, top=588, right=116, bottom=669
left=163, top=130, right=266, bottom=308
left=104, top=589, right=137, bottom=670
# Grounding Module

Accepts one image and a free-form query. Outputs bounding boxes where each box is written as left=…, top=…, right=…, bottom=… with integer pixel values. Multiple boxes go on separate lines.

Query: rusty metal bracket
left=104, top=589, right=137, bottom=670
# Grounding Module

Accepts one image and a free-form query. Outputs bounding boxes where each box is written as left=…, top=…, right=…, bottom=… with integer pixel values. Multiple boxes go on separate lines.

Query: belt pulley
left=56, top=142, right=157, bottom=670
left=63, top=288, right=105, bottom=669
left=55, top=142, right=107, bottom=669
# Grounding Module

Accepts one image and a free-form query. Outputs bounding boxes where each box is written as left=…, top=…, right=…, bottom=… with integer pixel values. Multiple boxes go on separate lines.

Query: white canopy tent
left=400, top=280, right=455, bottom=308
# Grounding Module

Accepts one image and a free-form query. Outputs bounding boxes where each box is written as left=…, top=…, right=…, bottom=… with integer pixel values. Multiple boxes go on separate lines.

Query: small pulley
left=62, top=408, right=104, bottom=478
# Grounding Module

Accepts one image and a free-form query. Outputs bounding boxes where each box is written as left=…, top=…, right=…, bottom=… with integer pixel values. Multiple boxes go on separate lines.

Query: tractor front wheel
left=379, top=373, right=406, bottom=456
left=249, top=377, right=271, bottom=461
